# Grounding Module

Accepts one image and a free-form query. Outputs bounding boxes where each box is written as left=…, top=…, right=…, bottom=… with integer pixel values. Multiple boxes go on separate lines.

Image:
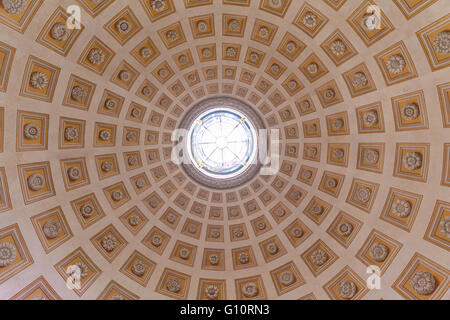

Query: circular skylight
left=178, top=97, right=265, bottom=190
left=187, top=108, right=258, bottom=179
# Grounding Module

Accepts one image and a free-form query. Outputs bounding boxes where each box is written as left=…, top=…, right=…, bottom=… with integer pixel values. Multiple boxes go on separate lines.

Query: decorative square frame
left=258, top=235, right=287, bottom=263
left=30, top=206, right=73, bottom=254
left=62, top=74, right=96, bottom=111
left=283, top=218, right=312, bottom=248
left=70, top=193, right=105, bottom=230
left=169, top=240, right=197, bottom=266
left=59, top=157, right=90, bottom=191
left=152, top=61, right=175, bottom=84
left=356, top=229, right=403, bottom=275
left=97, top=89, right=125, bottom=118
left=223, top=0, right=249, bottom=6
left=326, top=111, right=350, bottom=136
left=374, top=40, right=418, bottom=86
left=205, top=224, right=224, bottom=242
left=327, top=143, right=350, bottom=167
left=102, top=181, right=131, bottom=210
left=0, top=167, right=12, bottom=213
left=97, top=280, right=139, bottom=300
left=276, top=32, right=306, bottom=62
left=423, top=200, right=450, bottom=251
left=342, top=62, right=376, bottom=97
left=90, top=224, right=128, bottom=263
left=54, top=247, right=101, bottom=297
left=282, top=73, right=304, bottom=96
left=327, top=211, right=363, bottom=248
left=103, top=6, right=142, bottom=46
left=122, top=127, right=140, bottom=147
left=296, top=165, right=318, bottom=186
left=250, top=18, right=278, bottom=46
left=235, top=275, right=267, bottom=300
left=442, top=143, right=450, bottom=187
left=16, top=110, right=49, bottom=152
left=78, top=36, right=115, bottom=75
left=393, top=0, right=438, bottom=19
left=36, top=6, right=84, bottom=56
left=379, top=187, right=422, bottom=232
left=136, top=79, right=158, bottom=103
left=141, top=226, right=171, bottom=256
left=301, top=239, right=339, bottom=277
left=182, top=217, right=203, bottom=239
left=315, top=80, right=344, bottom=109
left=123, top=151, right=143, bottom=172
left=303, top=196, right=333, bottom=225
left=355, top=101, right=385, bottom=134
left=144, top=191, right=165, bottom=214
left=232, top=246, right=257, bottom=270
left=17, top=161, right=55, bottom=205
left=222, top=43, right=242, bottom=61
left=323, top=0, right=347, bottom=11
left=93, top=122, right=116, bottom=148
left=139, top=0, right=175, bottom=22
left=268, top=201, right=292, bottom=224
left=321, top=28, right=358, bottom=66
left=189, top=13, right=215, bottom=39
left=392, top=252, right=449, bottom=300
left=158, top=22, right=186, bottom=49
left=270, top=261, right=305, bottom=296
left=391, top=89, right=429, bottom=131
left=185, top=0, right=213, bottom=7
left=292, top=2, right=329, bottom=38
left=76, top=0, right=114, bottom=17
left=10, top=276, right=61, bottom=300
left=295, top=94, right=316, bottom=116
left=318, top=170, right=345, bottom=198
left=171, top=49, right=194, bottom=72
left=323, top=266, right=369, bottom=300
left=94, top=153, right=119, bottom=180
left=0, top=0, right=42, bottom=33
left=393, top=143, right=430, bottom=182
left=357, top=142, right=385, bottom=173
left=346, top=0, right=395, bottom=47
left=120, top=250, right=156, bottom=287
left=156, top=268, right=191, bottom=299
left=20, top=55, right=60, bottom=103
left=437, top=82, right=450, bottom=127
left=299, top=53, right=329, bottom=83
left=119, top=206, right=148, bottom=235
left=0, top=41, right=15, bottom=92
left=250, top=215, right=272, bottom=237
left=0, top=224, right=33, bottom=285
left=345, top=178, right=379, bottom=213
left=197, top=278, right=226, bottom=300
left=416, top=14, right=450, bottom=71
left=126, top=102, right=147, bottom=123
left=303, top=143, right=321, bottom=162
left=222, top=14, right=247, bottom=37
left=196, top=43, right=217, bottom=62
left=130, top=37, right=160, bottom=67
left=259, top=0, right=292, bottom=17
left=110, top=60, right=140, bottom=91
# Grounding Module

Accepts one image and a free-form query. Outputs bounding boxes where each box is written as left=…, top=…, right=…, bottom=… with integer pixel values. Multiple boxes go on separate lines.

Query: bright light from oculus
left=187, top=108, right=258, bottom=179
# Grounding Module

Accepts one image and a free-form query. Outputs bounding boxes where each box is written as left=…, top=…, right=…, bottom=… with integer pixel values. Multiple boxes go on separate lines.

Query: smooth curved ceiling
left=0, top=0, right=449, bottom=300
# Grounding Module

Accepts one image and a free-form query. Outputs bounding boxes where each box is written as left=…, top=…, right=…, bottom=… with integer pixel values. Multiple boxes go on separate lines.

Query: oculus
left=178, top=97, right=265, bottom=189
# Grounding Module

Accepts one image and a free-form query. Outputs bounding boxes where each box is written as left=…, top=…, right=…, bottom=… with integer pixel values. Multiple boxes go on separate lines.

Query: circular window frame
left=178, top=97, right=266, bottom=190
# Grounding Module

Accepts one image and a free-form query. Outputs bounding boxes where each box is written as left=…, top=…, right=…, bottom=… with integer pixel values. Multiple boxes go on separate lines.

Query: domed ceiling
left=0, top=0, right=449, bottom=300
